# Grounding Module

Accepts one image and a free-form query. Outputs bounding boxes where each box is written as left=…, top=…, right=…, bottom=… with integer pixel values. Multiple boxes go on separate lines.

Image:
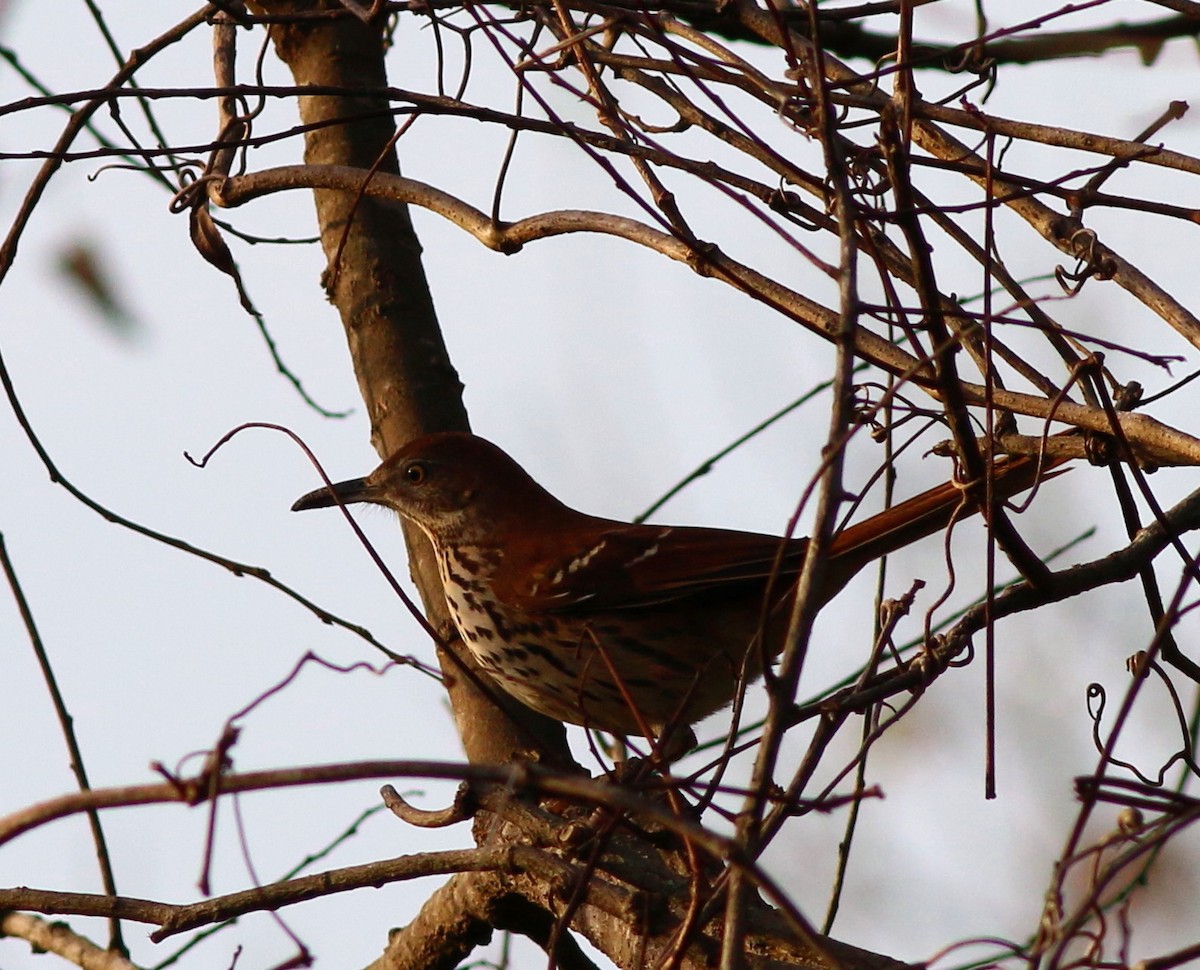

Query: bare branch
left=0, top=913, right=142, bottom=970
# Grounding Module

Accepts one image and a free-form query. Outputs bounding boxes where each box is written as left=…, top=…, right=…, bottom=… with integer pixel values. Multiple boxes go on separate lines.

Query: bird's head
left=291, top=432, right=569, bottom=544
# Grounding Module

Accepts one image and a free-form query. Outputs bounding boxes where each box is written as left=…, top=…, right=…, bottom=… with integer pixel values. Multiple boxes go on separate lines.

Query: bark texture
left=248, top=0, right=570, bottom=767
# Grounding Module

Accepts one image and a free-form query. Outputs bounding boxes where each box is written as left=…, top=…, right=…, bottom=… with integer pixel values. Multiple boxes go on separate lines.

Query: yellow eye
left=404, top=462, right=427, bottom=485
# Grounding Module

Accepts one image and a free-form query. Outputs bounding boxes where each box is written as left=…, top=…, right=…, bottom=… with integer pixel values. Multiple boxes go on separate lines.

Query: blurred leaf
left=55, top=238, right=141, bottom=341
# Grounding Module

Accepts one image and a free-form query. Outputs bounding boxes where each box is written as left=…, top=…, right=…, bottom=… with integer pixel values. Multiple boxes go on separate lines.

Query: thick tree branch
left=0, top=913, right=141, bottom=970
left=245, top=0, right=570, bottom=766
left=214, top=164, right=1200, bottom=467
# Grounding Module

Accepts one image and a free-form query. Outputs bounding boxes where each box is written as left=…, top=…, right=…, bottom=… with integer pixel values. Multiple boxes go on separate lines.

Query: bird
left=293, top=432, right=1055, bottom=746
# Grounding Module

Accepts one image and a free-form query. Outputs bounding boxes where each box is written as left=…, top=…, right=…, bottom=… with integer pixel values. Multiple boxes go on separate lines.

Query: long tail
left=824, top=449, right=1068, bottom=592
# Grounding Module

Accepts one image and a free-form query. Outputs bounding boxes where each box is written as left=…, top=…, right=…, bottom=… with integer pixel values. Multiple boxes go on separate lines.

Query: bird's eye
left=404, top=462, right=428, bottom=485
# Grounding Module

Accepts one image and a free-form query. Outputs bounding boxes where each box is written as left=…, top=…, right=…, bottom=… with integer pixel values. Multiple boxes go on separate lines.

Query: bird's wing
left=500, top=449, right=1068, bottom=613
left=502, top=524, right=807, bottom=613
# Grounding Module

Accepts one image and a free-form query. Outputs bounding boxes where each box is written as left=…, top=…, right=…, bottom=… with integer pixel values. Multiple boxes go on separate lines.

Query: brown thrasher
left=293, top=433, right=1051, bottom=743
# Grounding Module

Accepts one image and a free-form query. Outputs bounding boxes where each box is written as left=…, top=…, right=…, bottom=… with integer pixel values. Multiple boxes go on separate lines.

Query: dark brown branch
left=789, top=483, right=1200, bottom=726
left=247, top=0, right=571, bottom=768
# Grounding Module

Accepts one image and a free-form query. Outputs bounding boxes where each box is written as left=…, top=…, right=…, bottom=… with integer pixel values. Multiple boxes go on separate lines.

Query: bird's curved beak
left=291, top=477, right=378, bottom=512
